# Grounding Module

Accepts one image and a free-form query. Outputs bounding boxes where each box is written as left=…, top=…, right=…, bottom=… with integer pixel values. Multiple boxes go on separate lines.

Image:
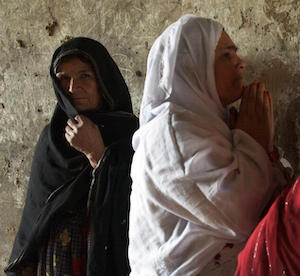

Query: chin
left=225, top=91, right=242, bottom=106
left=73, top=105, right=89, bottom=112
left=233, top=84, right=243, bottom=99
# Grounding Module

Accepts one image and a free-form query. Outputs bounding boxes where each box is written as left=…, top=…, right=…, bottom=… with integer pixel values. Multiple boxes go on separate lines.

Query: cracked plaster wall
left=0, top=0, right=299, bottom=275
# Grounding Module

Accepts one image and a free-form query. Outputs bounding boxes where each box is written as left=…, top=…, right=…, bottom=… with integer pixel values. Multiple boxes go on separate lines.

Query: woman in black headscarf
left=5, top=37, right=138, bottom=276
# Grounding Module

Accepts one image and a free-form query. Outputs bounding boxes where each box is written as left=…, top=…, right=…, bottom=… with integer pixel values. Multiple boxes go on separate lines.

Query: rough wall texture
left=0, top=0, right=299, bottom=274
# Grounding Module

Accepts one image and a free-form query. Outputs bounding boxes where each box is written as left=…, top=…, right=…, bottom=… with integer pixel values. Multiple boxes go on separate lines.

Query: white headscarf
left=139, top=14, right=225, bottom=129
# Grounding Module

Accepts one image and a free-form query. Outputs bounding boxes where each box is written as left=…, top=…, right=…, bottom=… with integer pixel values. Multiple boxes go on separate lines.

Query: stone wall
left=0, top=0, right=299, bottom=274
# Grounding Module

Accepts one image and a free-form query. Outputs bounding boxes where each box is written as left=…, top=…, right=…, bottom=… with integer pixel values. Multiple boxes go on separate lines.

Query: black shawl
left=5, top=37, right=138, bottom=275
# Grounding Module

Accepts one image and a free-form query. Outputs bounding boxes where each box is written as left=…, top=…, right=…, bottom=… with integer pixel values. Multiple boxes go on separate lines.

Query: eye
left=56, top=73, right=70, bottom=82
left=56, top=75, right=70, bottom=94
left=223, top=52, right=231, bottom=58
left=60, top=75, right=71, bottom=81
left=80, top=73, right=92, bottom=79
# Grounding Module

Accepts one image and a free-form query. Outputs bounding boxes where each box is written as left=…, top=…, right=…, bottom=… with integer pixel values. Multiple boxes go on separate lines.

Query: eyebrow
left=55, top=72, right=66, bottom=77
left=221, top=46, right=238, bottom=52
left=56, top=69, right=92, bottom=76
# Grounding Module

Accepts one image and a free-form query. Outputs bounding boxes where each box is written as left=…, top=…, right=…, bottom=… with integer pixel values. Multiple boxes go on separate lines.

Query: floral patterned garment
left=37, top=210, right=88, bottom=276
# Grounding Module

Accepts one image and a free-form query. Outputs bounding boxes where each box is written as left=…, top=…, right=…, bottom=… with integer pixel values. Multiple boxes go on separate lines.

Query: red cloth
left=235, top=177, right=300, bottom=276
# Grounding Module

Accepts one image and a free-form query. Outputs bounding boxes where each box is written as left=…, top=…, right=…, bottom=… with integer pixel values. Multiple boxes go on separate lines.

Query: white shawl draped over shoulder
left=129, top=15, right=278, bottom=276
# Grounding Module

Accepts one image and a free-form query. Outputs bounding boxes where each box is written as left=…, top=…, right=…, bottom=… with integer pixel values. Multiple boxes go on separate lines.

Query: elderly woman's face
left=56, top=57, right=102, bottom=111
left=214, top=31, right=246, bottom=107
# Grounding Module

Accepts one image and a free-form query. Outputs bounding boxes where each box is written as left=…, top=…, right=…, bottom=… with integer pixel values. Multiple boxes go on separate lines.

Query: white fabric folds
left=129, top=14, right=278, bottom=276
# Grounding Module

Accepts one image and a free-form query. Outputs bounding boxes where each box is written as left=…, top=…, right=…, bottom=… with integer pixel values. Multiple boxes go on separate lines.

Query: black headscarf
left=6, top=37, right=138, bottom=273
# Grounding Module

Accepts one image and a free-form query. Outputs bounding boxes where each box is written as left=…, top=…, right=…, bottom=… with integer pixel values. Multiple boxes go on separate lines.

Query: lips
left=70, top=98, right=88, bottom=102
left=234, top=76, right=243, bottom=85
left=70, top=98, right=89, bottom=108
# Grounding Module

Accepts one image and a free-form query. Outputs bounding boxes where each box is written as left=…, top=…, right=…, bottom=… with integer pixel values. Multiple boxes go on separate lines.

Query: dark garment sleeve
left=87, top=139, right=133, bottom=276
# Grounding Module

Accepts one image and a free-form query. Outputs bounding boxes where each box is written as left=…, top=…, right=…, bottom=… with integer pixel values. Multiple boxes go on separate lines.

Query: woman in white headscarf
left=128, top=15, right=287, bottom=275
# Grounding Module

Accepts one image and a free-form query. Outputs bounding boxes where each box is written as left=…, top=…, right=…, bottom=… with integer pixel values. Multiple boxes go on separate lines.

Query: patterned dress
left=20, top=210, right=88, bottom=276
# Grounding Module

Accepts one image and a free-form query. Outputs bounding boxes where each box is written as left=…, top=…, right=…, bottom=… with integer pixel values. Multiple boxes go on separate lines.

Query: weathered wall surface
left=0, top=0, right=299, bottom=274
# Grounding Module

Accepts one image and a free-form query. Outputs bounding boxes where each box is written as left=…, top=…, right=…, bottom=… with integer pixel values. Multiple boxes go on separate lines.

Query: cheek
left=84, top=81, right=97, bottom=94
left=221, top=71, right=238, bottom=90
left=60, top=80, right=69, bottom=92
left=214, top=65, right=223, bottom=89
left=87, top=84, right=101, bottom=103
left=215, top=61, right=229, bottom=81
left=215, top=59, right=237, bottom=81
left=215, top=69, right=232, bottom=91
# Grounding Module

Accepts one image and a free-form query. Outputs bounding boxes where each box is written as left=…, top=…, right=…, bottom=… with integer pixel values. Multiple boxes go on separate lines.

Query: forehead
left=57, top=57, right=93, bottom=73
left=216, top=31, right=236, bottom=50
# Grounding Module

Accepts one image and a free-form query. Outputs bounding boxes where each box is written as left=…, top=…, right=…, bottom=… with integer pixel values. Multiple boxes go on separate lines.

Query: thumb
left=74, top=115, right=84, bottom=126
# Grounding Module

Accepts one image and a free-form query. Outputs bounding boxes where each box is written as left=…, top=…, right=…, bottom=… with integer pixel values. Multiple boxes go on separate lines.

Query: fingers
left=249, top=82, right=258, bottom=101
left=240, top=82, right=266, bottom=114
left=247, top=82, right=258, bottom=114
left=65, top=132, right=71, bottom=143
left=239, top=85, right=249, bottom=114
left=66, top=115, right=85, bottom=134
left=262, top=87, right=273, bottom=121
left=269, top=92, right=274, bottom=130
left=266, top=90, right=273, bottom=120
left=74, top=115, right=84, bottom=126
left=264, top=90, right=274, bottom=152
left=65, top=125, right=74, bottom=136
left=67, top=118, right=78, bottom=131
left=65, top=117, right=80, bottom=142
left=65, top=124, right=75, bottom=146
left=263, top=90, right=269, bottom=112
left=65, top=115, right=97, bottom=147
left=256, top=83, right=265, bottom=111
left=236, top=80, right=274, bottom=152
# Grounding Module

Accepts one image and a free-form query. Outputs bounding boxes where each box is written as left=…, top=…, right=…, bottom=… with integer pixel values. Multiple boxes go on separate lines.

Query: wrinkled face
left=56, top=57, right=102, bottom=111
left=214, top=31, right=246, bottom=107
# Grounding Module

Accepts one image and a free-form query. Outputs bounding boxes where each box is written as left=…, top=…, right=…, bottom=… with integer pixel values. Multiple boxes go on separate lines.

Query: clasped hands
left=65, top=115, right=105, bottom=168
left=230, top=82, right=274, bottom=153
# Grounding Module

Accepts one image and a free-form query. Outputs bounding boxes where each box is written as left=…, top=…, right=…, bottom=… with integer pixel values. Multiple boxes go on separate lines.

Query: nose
left=237, top=56, right=246, bottom=70
left=68, top=77, right=75, bottom=94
